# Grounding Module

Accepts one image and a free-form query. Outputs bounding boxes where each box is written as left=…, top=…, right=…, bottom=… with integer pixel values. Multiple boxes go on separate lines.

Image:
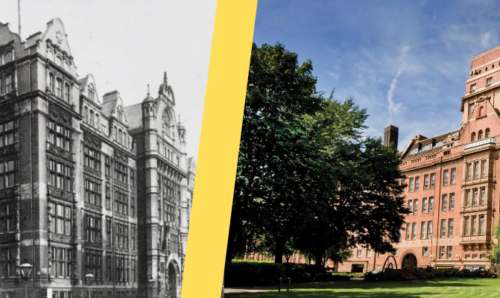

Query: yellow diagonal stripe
left=181, top=1, right=258, bottom=297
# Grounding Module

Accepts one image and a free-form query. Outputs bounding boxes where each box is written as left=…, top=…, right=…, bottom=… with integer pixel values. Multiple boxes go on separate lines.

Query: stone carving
left=47, top=186, right=73, bottom=203
left=49, top=233, right=71, bottom=243
left=47, top=143, right=73, bottom=161
left=83, top=132, right=101, bottom=149
left=114, top=148, right=128, bottom=163
left=0, top=143, right=19, bottom=157
left=49, top=103, right=72, bottom=125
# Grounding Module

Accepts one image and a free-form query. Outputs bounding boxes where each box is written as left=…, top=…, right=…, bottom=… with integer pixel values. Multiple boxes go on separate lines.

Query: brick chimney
left=384, top=125, right=399, bottom=150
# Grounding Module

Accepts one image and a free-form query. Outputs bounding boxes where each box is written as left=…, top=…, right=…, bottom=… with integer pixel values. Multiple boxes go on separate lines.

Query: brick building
left=339, top=45, right=500, bottom=273
left=0, top=18, right=195, bottom=298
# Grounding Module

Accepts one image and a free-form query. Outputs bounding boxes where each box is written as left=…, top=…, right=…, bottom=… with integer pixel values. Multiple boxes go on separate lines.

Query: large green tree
left=227, top=42, right=323, bottom=263
left=227, top=42, right=408, bottom=266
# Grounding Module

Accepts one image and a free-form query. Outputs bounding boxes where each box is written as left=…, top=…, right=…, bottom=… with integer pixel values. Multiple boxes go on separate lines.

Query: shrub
left=224, top=261, right=286, bottom=287
left=363, top=267, right=497, bottom=282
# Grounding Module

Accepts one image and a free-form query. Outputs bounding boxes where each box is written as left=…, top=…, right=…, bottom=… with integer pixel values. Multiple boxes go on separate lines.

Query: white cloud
left=386, top=45, right=410, bottom=123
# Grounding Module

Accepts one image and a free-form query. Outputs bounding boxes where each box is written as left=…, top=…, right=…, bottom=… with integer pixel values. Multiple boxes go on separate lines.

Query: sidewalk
left=225, top=279, right=363, bottom=294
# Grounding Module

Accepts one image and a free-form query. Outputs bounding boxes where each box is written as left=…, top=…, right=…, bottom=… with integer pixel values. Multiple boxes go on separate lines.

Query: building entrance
left=168, top=262, right=178, bottom=298
left=402, top=253, right=417, bottom=268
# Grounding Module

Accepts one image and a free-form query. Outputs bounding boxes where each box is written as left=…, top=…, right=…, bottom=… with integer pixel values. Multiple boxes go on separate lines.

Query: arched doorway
left=167, top=262, right=179, bottom=298
left=402, top=253, right=417, bottom=268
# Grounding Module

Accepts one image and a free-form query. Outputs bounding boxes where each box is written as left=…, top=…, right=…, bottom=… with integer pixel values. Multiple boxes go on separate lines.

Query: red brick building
left=339, top=45, right=500, bottom=273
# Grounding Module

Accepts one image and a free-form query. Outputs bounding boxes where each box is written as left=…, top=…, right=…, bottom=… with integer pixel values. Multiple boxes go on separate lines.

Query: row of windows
left=158, top=142, right=181, bottom=166
left=466, top=160, right=487, bottom=180
left=83, top=105, right=100, bottom=130
left=0, top=202, right=16, bottom=234
left=80, top=252, right=139, bottom=284
left=464, top=214, right=486, bottom=236
left=464, top=187, right=487, bottom=206
left=85, top=179, right=102, bottom=206
left=48, top=159, right=74, bottom=192
left=408, top=169, right=457, bottom=192
left=85, top=214, right=102, bottom=243
left=47, top=48, right=72, bottom=71
left=0, top=74, right=13, bottom=95
left=406, top=221, right=434, bottom=240
left=471, top=128, right=491, bottom=141
left=469, top=76, right=493, bottom=91
left=50, top=247, right=72, bottom=278
left=439, top=246, right=453, bottom=260
left=48, top=73, right=70, bottom=102
left=0, top=160, right=16, bottom=190
left=115, top=191, right=129, bottom=216
left=49, top=202, right=72, bottom=236
left=47, top=120, right=72, bottom=152
left=114, top=162, right=128, bottom=184
left=159, top=176, right=181, bottom=202
left=113, top=124, right=132, bottom=149
left=0, top=247, right=15, bottom=277
left=0, top=120, right=15, bottom=148
left=84, top=146, right=101, bottom=172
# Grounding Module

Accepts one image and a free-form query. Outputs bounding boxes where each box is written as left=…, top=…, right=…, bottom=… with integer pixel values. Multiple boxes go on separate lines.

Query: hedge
left=224, top=262, right=351, bottom=287
left=364, top=267, right=498, bottom=282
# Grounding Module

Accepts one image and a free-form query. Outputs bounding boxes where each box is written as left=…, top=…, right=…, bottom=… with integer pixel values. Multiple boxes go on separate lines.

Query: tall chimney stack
left=384, top=125, right=399, bottom=150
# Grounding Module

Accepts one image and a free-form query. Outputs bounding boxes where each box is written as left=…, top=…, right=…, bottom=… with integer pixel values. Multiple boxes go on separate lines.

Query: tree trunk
left=225, top=220, right=239, bottom=263
left=274, top=236, right=286, bottom=264
left=314, top=249, right=324, bottom=269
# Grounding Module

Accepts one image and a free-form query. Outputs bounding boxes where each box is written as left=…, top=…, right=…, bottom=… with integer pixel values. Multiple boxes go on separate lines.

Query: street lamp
left=85, top=273, right=94, bottom=298
left=19, top=262, right=33, bottom=298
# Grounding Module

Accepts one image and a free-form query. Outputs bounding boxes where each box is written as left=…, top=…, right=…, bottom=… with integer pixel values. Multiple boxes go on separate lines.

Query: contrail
left=387, top=46, right=410, bottom=123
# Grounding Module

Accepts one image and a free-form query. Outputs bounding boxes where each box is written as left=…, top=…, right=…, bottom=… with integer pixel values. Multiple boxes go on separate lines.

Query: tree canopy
left=226, top=42, right=408, bottom=266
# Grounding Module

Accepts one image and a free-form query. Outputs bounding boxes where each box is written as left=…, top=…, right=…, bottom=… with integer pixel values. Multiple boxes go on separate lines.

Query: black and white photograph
left=0, top=1, right=216, bottom=297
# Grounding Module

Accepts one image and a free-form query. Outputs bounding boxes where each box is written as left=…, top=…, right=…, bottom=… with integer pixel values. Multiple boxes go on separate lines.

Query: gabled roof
left=124, top=103, right=143, bottom=131
left=401, top=130, right=459, bottom=159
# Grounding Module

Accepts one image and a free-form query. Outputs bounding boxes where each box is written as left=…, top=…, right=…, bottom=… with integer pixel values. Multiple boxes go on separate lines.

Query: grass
left=226, top=278, right=500, bottom=297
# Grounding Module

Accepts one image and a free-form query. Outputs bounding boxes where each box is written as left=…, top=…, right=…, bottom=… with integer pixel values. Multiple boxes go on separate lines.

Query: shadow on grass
left=226, top=278, right=486, bottom=298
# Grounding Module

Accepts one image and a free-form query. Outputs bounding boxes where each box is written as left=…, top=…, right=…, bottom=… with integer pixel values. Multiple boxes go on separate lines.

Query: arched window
left=432, top=139, right=436, bottom=147
left=479, top=106, right=484, bottom=117
left=118, top=129, right=122, bottom=144
left=84, top=106, right=89, bottom=123
left=96, top=114, right=100, bottom=129
left=479, top=130, right=483, bottom=140
left=471, top=132, right=476, bottom=142
left=90, top=110, right=94, bottom=128
left=56, top=78, right=62, bottom=97
left=64, top=83, right=70, bottom=102
left=49, top=73, right=55, bottom=93
left=486, top=128, right=490, bottom=138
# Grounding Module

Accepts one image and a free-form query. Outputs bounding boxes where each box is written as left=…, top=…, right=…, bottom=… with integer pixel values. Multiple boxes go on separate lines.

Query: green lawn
left=226, top=278, right=500, bottom=298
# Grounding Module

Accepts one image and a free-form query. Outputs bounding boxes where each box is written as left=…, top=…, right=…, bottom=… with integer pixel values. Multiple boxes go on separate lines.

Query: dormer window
left=117, top=108, right=123, bottom=122
left=89, top=89, right=95, bottom=102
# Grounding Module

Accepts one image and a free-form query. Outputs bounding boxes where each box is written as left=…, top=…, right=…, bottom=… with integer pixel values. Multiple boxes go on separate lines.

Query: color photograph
left=224, top=1, right=500, bottom=297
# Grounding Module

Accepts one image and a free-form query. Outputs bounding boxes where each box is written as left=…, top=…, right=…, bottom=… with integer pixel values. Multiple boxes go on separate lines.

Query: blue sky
left=253, top=0, right=500, bottom=150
